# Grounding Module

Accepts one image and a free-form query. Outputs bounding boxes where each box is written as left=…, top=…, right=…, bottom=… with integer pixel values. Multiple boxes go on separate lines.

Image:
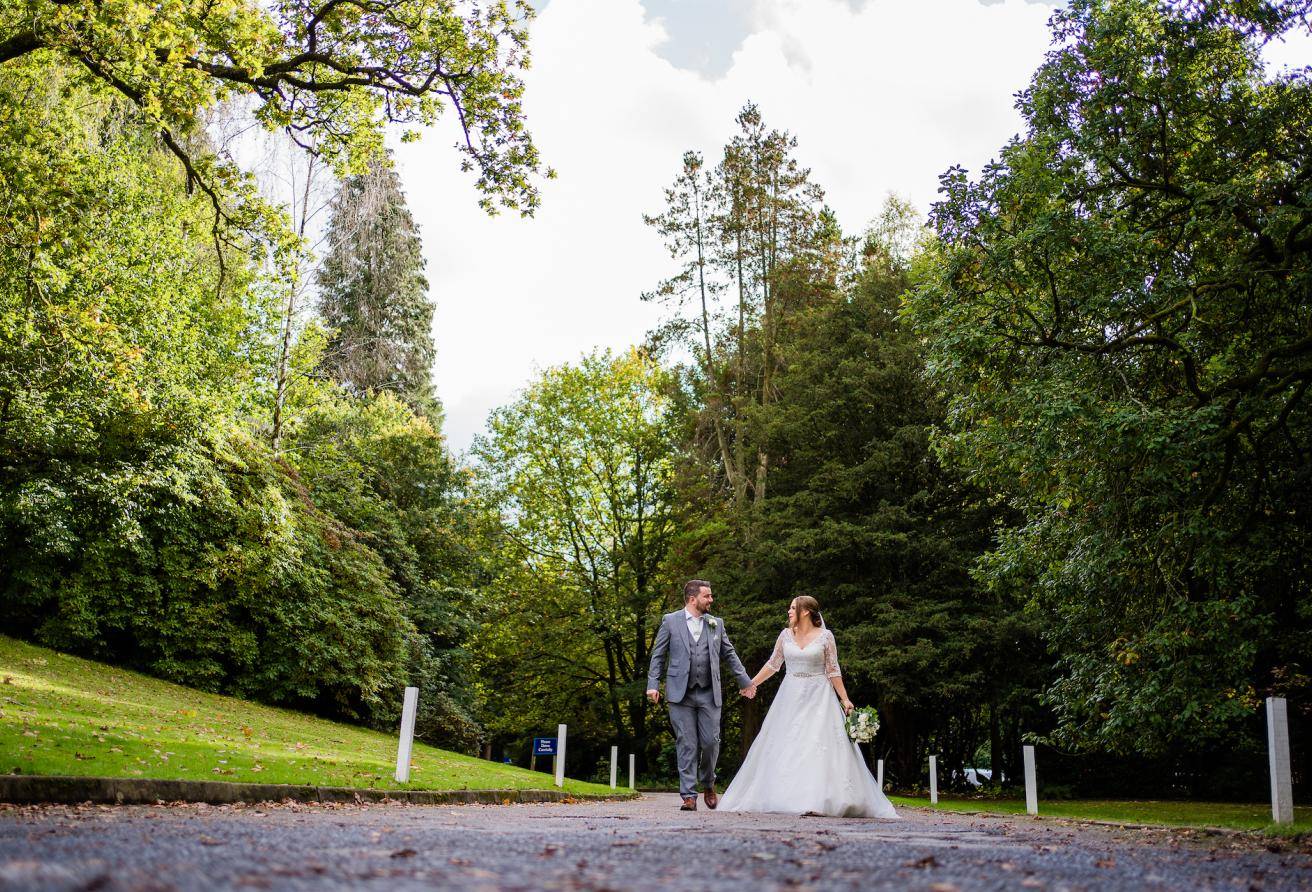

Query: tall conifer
left=317, top=156, right=440, bottom=420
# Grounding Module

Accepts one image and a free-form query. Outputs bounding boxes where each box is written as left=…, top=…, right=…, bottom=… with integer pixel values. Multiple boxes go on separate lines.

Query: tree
left=0, top=62, right=485, bottom=749
left=473, top=350, right=678, bottom=767
left=284, top=369, right=482, bottom=750
left=645, top=103, right=830, bottom=527
left=316, top=155, right=440, bottom=419
left=251, top=129, right=337, bottom=452
left=0, top=0, right=548, bottom=282
left=0, top=63, right=414, bottom=724
left=905, top=0, right=1312, bottom=766
left=645, top=106, right=852, bottom=753
left=662, top=197, right=1034, bottom=787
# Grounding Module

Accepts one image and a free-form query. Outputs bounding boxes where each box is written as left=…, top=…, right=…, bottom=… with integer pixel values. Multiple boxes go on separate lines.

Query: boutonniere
left=706, top=616, right=718, bottom=630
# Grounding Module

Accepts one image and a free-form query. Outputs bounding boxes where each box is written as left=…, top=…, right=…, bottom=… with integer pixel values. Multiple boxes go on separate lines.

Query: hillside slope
left=0, top=636, right=612, bottom=795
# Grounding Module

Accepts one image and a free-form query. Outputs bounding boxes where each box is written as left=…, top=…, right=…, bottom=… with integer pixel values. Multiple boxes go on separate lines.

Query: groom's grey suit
left=647, top=609, right=753, bottom=799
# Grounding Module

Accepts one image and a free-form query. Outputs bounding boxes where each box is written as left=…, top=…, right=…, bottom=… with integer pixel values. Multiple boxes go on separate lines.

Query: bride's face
left=787, top=600, right=797, bottom=625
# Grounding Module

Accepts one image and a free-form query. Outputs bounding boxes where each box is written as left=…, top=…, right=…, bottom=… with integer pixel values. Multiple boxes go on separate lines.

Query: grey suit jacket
left=646, top=610, right=752, bottom=707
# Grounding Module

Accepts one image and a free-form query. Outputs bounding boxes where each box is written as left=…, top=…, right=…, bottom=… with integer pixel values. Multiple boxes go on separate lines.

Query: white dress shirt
left=684, top=608, right=705, bottom=643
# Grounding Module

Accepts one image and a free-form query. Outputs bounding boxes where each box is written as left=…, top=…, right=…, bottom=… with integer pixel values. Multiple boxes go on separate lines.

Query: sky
left=390, top=0, right=1310, bottom=453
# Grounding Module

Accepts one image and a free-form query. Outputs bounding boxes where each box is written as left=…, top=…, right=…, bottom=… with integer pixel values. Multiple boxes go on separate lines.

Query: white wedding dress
left=718, top=627, right=898, bottom=819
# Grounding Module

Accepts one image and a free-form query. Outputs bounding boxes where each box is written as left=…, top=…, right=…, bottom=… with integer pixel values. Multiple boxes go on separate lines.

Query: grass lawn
left=890, top=795, right=1312, bottom=835
left=0, top=635, right=619, bottom=797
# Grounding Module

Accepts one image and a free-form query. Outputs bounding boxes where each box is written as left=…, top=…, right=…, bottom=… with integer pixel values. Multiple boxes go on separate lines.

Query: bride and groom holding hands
left=645, top=579, right=898, bottom=819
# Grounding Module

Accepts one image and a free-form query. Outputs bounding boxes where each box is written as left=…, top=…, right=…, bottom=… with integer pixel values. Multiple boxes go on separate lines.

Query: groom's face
left=690, top=586, right=714, bottom=614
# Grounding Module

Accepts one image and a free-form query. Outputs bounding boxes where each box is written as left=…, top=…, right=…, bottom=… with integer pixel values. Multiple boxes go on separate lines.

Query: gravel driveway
left=1, top=792, right=1308, bottom=890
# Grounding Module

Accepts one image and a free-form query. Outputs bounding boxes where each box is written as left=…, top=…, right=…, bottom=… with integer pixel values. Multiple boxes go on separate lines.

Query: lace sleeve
left=823, top=630, right=841, bottom=678
left=765, top=629, right=787, bottom=672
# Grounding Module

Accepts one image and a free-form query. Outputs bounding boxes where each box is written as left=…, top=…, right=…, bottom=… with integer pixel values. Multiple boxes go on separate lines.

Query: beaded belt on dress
left=790, top=671, right=824, bottom=678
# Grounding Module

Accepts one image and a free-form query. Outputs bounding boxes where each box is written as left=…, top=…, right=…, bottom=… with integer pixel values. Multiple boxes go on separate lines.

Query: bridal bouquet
left=845, top=706, right=880, bottom=744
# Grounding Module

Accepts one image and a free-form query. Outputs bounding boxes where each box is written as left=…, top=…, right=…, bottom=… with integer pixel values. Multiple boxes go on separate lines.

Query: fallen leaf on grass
left=390, top=849, right=417, bottom=859
left=1095, top=858, right=1116, bottom=868
left=199, top=836, right=223, bottom=846
left=905, top=855, right=938, bottom=869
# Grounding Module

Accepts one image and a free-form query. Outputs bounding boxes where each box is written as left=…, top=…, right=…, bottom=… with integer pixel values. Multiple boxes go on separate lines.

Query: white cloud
left=394, top=0, right=1059, bottom=452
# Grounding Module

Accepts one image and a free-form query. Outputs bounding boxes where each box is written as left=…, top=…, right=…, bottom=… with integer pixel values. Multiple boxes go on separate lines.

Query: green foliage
left=317, top=155, right=441, bottom=420
left=904, top=0, right=1312, bottom=755
left=0, top=60, right=482, bottom=751
left=643, top=103, right=832, bottom=516
left=0, top=0, right=547, bottom=216
left=284, top=376, right=482, bottom=750
left=666, top=200, right=1037, bottom=787
left=1, top=634, right=619, bottom=796
left=473, top=349, right=679, bottom=766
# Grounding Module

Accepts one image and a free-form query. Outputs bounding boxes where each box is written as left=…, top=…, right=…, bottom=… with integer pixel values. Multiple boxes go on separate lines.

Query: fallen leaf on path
left=390, top=849, right=417, bottom=859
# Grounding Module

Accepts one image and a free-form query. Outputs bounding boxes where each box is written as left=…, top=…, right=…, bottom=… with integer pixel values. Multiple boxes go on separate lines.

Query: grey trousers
left=667, top=684, right=720, bottom=798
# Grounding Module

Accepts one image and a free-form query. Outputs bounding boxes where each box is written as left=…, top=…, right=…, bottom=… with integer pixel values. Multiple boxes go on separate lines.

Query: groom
left=646, top=579, right=756, bottom=810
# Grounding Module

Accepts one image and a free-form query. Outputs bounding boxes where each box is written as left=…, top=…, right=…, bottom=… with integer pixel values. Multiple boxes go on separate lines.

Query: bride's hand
left=841, top=699, right=854, bottom=716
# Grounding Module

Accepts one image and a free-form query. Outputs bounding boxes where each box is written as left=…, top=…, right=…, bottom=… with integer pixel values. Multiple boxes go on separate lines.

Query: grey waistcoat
left=688, top=624, right=713, bottom=689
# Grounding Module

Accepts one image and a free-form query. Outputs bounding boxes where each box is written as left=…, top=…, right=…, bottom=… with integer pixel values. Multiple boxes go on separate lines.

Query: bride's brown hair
left=791, top=595, right=824, bottom=631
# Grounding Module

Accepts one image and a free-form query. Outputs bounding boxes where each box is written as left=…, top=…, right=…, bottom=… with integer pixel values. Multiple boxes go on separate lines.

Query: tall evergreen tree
left=317, top=156, right=440, bottom=419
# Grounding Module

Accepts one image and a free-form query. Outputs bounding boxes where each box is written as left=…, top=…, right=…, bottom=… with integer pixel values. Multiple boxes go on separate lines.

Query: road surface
left=1, top=792, right=1308, bottom=890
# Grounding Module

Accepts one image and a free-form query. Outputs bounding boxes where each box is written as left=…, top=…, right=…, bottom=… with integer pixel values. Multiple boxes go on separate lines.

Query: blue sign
left=533, top=737, right=558, bottom=756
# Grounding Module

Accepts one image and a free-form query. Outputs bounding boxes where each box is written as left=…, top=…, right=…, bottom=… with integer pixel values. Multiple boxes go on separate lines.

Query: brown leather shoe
left=704, top=787, right=718, bottom=810
left=680, top=796, right=697, bottom=811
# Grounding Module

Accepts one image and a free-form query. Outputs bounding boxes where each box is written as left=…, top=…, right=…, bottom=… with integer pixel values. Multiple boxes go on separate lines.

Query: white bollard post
left=554, top=723, right=567, bottom=788
left=394, top=686, right=419, bottom=783
left=1267, top=697, right=1294, bottom=824
left=610, top=745, right=618, bottom=790
left=629, top=753, right=636, bottom=790
left=929, top=755, right=938, bottom=804
left=1023, top=745, right=1038, bottom=815
left=877, top=759, right=884, bottom=790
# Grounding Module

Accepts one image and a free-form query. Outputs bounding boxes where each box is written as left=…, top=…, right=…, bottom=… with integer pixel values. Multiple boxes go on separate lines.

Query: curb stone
left=900, top=804, right=1303, bottom=841
left=0, top=775, right=640, bottom=807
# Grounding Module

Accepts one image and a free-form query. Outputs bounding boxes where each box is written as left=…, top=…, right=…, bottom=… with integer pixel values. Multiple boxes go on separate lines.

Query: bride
left=718, top=596, right=898, bottom=819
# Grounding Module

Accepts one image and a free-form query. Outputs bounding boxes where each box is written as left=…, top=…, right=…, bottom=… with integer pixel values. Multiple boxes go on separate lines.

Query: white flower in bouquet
left=845, top=706, right=880, bottom=744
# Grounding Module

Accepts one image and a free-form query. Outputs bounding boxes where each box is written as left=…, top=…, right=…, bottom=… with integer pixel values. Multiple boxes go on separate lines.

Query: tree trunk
left=989, top=700, right=1003, bottom=785
left=739, top=696, right=763, bottom=755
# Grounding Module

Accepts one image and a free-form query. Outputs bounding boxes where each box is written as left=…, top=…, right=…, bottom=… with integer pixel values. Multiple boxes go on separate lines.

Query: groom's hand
left=646, top=689, right=660, bottom=704
left=739, top=684, right=757, bottom=699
